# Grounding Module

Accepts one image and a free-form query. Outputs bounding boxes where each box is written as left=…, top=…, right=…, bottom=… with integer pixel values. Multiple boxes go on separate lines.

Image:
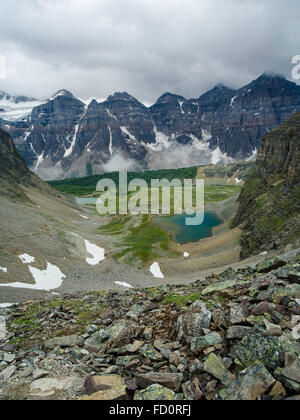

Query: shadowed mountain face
left=0, top=128, right=37, bottom=201
left=232, top=112, right=300, bottom=258
left=0, top=128, right=29, bottom=181
left=0, top=128, right=59, bottom=201
left=1, top=74, right=300, bottom=179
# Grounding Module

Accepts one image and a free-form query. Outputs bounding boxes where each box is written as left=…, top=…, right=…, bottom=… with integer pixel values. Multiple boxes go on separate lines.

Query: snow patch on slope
left=108, top=126, right=113, bottom=155
left=19, top=254, right=35, bottom=264
left=85, top=240, right=106, bottom=265
left=115, top=281, right=134, bottom=289
left=64, top=123, right=80, bottom=157
left=0, top=263, right=66, bottom=291
left=146, top=126, right=171, bottom=151
left=178, top=99, right=185, bottom=114
left=0, top=303, right=13, bottom=308
left=247, top=148, right=258, bottom=161
left=121, top=126, right=136, bottom=141
left=150, top=262, right=165, bottom=279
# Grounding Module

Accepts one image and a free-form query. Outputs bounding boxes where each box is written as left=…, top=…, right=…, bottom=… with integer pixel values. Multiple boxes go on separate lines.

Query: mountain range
left=1, top=73, right=300, bottom=179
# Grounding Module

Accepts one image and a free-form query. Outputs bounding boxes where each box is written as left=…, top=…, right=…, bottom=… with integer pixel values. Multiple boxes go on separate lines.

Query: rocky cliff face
left=0, top=128, right=58, bottom=201
left=232, top=112, right=300, bottom=257
left=1, top=74, right=300, bottom=178
left=0, top=128, right=29, bottom=181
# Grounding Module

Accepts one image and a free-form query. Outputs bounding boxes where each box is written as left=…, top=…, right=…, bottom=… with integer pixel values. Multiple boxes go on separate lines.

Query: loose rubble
left=1, top=251, right=300, bottom=400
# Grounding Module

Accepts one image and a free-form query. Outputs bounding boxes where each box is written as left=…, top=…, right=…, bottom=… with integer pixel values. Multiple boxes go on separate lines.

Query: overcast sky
left=0, top=0, right=299, bottom=104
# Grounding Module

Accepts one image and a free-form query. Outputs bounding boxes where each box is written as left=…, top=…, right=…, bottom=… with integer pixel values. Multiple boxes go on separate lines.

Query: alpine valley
left=1, top=73, right=300, bottom=179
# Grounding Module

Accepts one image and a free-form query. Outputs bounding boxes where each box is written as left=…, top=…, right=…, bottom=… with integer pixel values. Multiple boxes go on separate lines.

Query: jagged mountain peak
left=257, top=72, right=287, bottom=81
left=49, top=89, right=77, bottom=101
left=244, top=72, right=298, bottom=91
left=106, top=92, right=139, bottom=102
left=199, top=84, right=236, bottom=101
left=103, top=92, right=149, bottom=112
left=213, top=83, right=232, bottom=91
left=154, top=92, right=186, bottom=105
left=0, top=90, right=38, bottom=104
left=88, top=99, right=99, bottom=108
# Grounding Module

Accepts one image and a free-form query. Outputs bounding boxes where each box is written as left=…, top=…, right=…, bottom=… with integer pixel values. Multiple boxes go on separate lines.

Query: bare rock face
left=0, top=128, right=49, bottom=200
left=2, top=74, right=300, bottom=178
left=176, top=300, right=212, bottom=344
left=217, top=362, right=276, bottom=401
left=0, top=128, right=29, bottom=181
left=135, top=372, right=183, bottom=392
left=82, top=375, right=127, bottom=400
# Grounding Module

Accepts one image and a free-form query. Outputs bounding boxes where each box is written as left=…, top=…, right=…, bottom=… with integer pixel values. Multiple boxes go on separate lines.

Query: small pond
left=154, top=212, right=223, bottom=244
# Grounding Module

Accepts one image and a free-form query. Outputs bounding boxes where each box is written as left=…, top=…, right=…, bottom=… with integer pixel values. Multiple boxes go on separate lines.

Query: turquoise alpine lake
left=154, top=212, right=223, bottom=244
left=76, top=197, right=98, bottom=205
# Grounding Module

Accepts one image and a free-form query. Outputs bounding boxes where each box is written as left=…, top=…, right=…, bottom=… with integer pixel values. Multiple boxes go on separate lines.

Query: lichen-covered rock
left=233, top=326, right=281, bottom=370
left=226, top=326, right=252, bottom=340
left=277, top=265, right=300, bottom=284
left=176, top=300, right=212, bottom=343
left=229, top=302, right=249, bottom=324
left=217, top=362, right=275, bottom=400
left=134, top=384, right=176, bottom=400
left=126, top=303, right=150, bottom=321
left=257, top=284, right=300, bottom=304
left=280, top=358, right=300, bottom=385
left=44, top=335, right=80, bottom=350
left=256, top=258, right=287, bottom=274
left=140, top=344, right=163, bottom=361
left=135, top=372, right=183, bottom=392
left=116, top=355, right=136, bottom=367
left=85, top=320, right=139, bottom=351
left=182, top=377, right=203, bottom=400
left=84, top=329, right=110, bottom=350
left=191, top=332, right=222, bottom=351
left=203, top=353, right=235, bottom=385
left=201, top=280, right=237, bottom=296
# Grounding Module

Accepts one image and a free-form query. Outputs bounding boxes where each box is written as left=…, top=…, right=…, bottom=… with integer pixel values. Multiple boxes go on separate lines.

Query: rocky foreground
left=1, top=250, right=300, bottom=401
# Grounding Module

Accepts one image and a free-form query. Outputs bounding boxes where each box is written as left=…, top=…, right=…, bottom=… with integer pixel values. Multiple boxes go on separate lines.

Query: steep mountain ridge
left=232, top=112, right=300, bottom=257
left=0, top=90, right=38, bottom=104
left=0, top=128, right=37, bottom=201
left=1, top=74, right=300, bottom=178
left=0, top=128, right=60, bottom=201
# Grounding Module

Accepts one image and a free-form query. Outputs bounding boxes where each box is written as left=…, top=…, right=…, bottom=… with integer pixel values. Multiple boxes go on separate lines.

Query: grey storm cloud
left=0, top=0, right=299, bottom=103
